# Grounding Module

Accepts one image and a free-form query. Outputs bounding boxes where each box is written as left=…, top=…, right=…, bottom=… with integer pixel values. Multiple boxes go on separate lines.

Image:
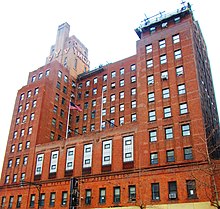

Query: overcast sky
left=0, top=0, right=219, bottom=175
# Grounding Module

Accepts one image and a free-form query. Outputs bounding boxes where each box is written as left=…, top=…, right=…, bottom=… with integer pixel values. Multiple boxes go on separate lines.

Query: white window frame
left=50, top=151, right=59, bottom=173
left=65, top=147, right=75, bottom=171
left=102, top=140, right=112, bottom=165
left=123, top=136, right=134, bottom=162
left=35, top=154, right=44, bottom=175
left=83, top=144, right=93, bottom=168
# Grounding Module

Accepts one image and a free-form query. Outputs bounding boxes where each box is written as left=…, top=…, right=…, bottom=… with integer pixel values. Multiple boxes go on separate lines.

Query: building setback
left=0, top=3, right=220, bottom=209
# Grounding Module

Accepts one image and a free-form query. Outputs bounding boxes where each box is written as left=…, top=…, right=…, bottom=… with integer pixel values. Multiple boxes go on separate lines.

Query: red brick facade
left=0, top=5, right=219, bottom=209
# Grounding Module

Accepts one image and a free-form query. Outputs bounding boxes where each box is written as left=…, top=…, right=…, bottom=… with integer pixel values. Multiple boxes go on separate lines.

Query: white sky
left=0, top=0, right=219, bottom=176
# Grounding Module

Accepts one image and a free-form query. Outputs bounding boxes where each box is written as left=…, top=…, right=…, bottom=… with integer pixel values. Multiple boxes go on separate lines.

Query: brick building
left=0, top=3, right=220, bottom=209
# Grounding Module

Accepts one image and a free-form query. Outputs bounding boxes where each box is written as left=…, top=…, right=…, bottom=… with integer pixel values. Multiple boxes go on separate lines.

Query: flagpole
left=66, top=100, right=71, bottom=139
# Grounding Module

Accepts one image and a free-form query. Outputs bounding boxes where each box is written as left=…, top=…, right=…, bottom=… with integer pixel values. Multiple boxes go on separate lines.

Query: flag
left=70, top=102, right=82, bottom=112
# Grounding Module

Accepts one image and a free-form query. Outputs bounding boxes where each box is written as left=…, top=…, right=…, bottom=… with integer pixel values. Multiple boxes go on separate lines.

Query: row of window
left=19, top=88, right=39, bottom=101
left=8, top=155, right=28, bottom=169
left=10, top=141, right=30, bottom=153
left=79, top=64, right=136, bottom=88
left=0, top=179, right=197, bottom=208
left=146, top=34, right=180, bottom=54
left=13, top=126, right=33, bottom=139
left=31, top=69, right=50, bottom=83
left=17, top=100, right=37, bottom=114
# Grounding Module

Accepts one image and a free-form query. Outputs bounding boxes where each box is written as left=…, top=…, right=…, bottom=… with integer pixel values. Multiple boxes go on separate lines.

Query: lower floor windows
left=128, top=185, right=136, bottom=201
left=99, top=188, right=106, bottom=204
left=186, top=180, right=197, bottom=199
left=61, top=191, right=68, bottom=206
left=151, top=183, right=160, bottom=200
left=113, top=187, right=120, bottom=203
left=85, top=189, right=91, bottom=205
left=168, top=181, right=177, bottom=199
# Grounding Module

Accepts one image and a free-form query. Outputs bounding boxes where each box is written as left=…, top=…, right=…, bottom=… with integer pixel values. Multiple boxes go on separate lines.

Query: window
left=5, top=175, right=9, bottom=184
left=25, top=141, right=30, bottom=149
left=86, top=80, right=90, bottom=87
left=101, top=121, right=106, bottom=130
left=149, top=110, right=156, bottom=121
left=56, top=81, right=61, bottom=89
left=131, top=100, right=136, bottom=108
left=162, top=88, right=170, bottom=99
left=16, top=118, right=20, bottom=125
left=52, top=118, right=56, bottom=126
left=162, top=22, right=168, bottom=28
left=113, top=187, right=120, bottom=203
left=32, top=100, right=37, bottom=108
left=123, top=136, right=134, bottom=162
left=120, top=91, right=124, bottom=99
left=103, top=74, right=107, bottom=81
left=50, top=132, right=55, bottom=141
left=102, top=109, right=106, bottom=116
left=164, top=107, right=172, bottom=118
left=18, top=105, right=22, bottom=113
left=15, top=158, right=20, bottom=166
left=1, top=196, right=6, bottom=208
left=13, top=131, right=18, bottom=139
left=93, top=88, right=97, bottom=95
left=63, top=86, right=67, bottom=94
left=111, top=71, right=116, bottom=78
left=168, top=181, right=177, bottom=199
left=146, top=59, right=153, bottom=68
left=18, top=143, right=22, bottom=151
left=93, top=77, right=98, bottom=84
left=159, top=39, right=166, bottom=48
left=102, top=97, right=107, bottom=104
left=150, top=153, right=158, bottom=165
left=161, top=71, right=168, bottom=80
left=23, top=156, right=28, bottom=165
left=152, top=183, right=160, bottom=200
left=90, top=124, right=95, bottom=132
left=150, top=26, right=156, bottom=33
left=111, top=82, right=116, bottom=89
left=83, top=114, right=87, bottom=121
left=34, top=88, right=39, bottom=95
left=173, top=34, right=180, bottom=44
left=186, top=180, right=197, bottom=199
left=21, top=173, right=25, bottom=181
left=174, top=16, right=181, bottom=23
left=58, top=71, right=62, bottom=78
left=165, top=127, right=173, bottom=139
left=46, top=69, right=50, bottom=76
left=102, top=140, right=112, bottom=165
left=20, top=93, right=24, bottom=101
left=160, top=54, right=167, bottom=64
left=120, top=79, right=124, bottom=87
left=110, top=106, right=115, bottom=114
left=167, top=150, right=175, bottom=162
left=109, top=119, right=115, bottom=128
left=131, top=64, right=136, bottom=71
left=111, top=94, right=115, bottom=102
left=38, top=73, right=43, bottom=80
left=49, top=192, right=56, bottom=206
left=131, top=76, right=136, bottom=83
left=20, top=129, right=25, bottom=137
left=59, top=122, right=63, bottom=130
left=55, top=93, right=59, bottom=102
left=149, top=130, right=157, bottom=142
left=148, top=92, right=155, bottom=102
left=35, top=154, right=44, bottom=175
left=176, top=66, right=184, bottom=76
left=31, top=76, right=36, bottom=82
left=64, top=75, right=68, bottom=83
left=99, top=188, right=106, bottom=204
left=146, top=44, right=152, bottom=53
left=91, top=110, right=96, bottom=119
left=174, top=49, right=182, bottom=59
left=30, top=194, right=35, bottom=207
left=53, top=105, right=58, bottom=113
left=147, top=75, right=154, bottom=85
left=27, top=90, right=32, bottom=98
left=25, top=103, right=29, bottom=110
left=181, top=124, right=190, bottom=136
left=9, top=196, right=14, bottom=208
left=129, top=185, right=136, bottom=201
left=85, top=189, right=91, bottom=205
left=61, top=191, right=68, bottom=205
left=184, top=147, right=193, bottom=160
left=50, top=151, right=59, bottom=173
left=178, top=84, right=186, bottom=95
left=119, top=117, right=124, bottom=125
left=131, top=113, right=137, bottom=122
left=180, top=103, right=188, bottom=114
left=30, top=113, right=35, bottom=121
left=26, top=124, right=33, bottom=137
left=83, top=102, right=89, bottom=109
left=11, top=145, right=15, bottom=152
left=39, top=193, right=45, bottom=206
left=92, top=100, right=96, bottom=107
left=120, top=68, right=124, bottom=75
left=120, top=104, right=124, bottom=112
left=131, top=88, right=136, bottom=96
left=61, top=98, right=66, bottom=105
left=60, top=109, right=64, bottom=118
left=8, top=159, right=12, bottom=168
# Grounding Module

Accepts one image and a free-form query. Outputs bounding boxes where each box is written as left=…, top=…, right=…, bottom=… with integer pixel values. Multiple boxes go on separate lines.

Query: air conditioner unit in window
left=169, top=193, right=177, bottom=199
left=161, top=75, right=168, bottom=80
